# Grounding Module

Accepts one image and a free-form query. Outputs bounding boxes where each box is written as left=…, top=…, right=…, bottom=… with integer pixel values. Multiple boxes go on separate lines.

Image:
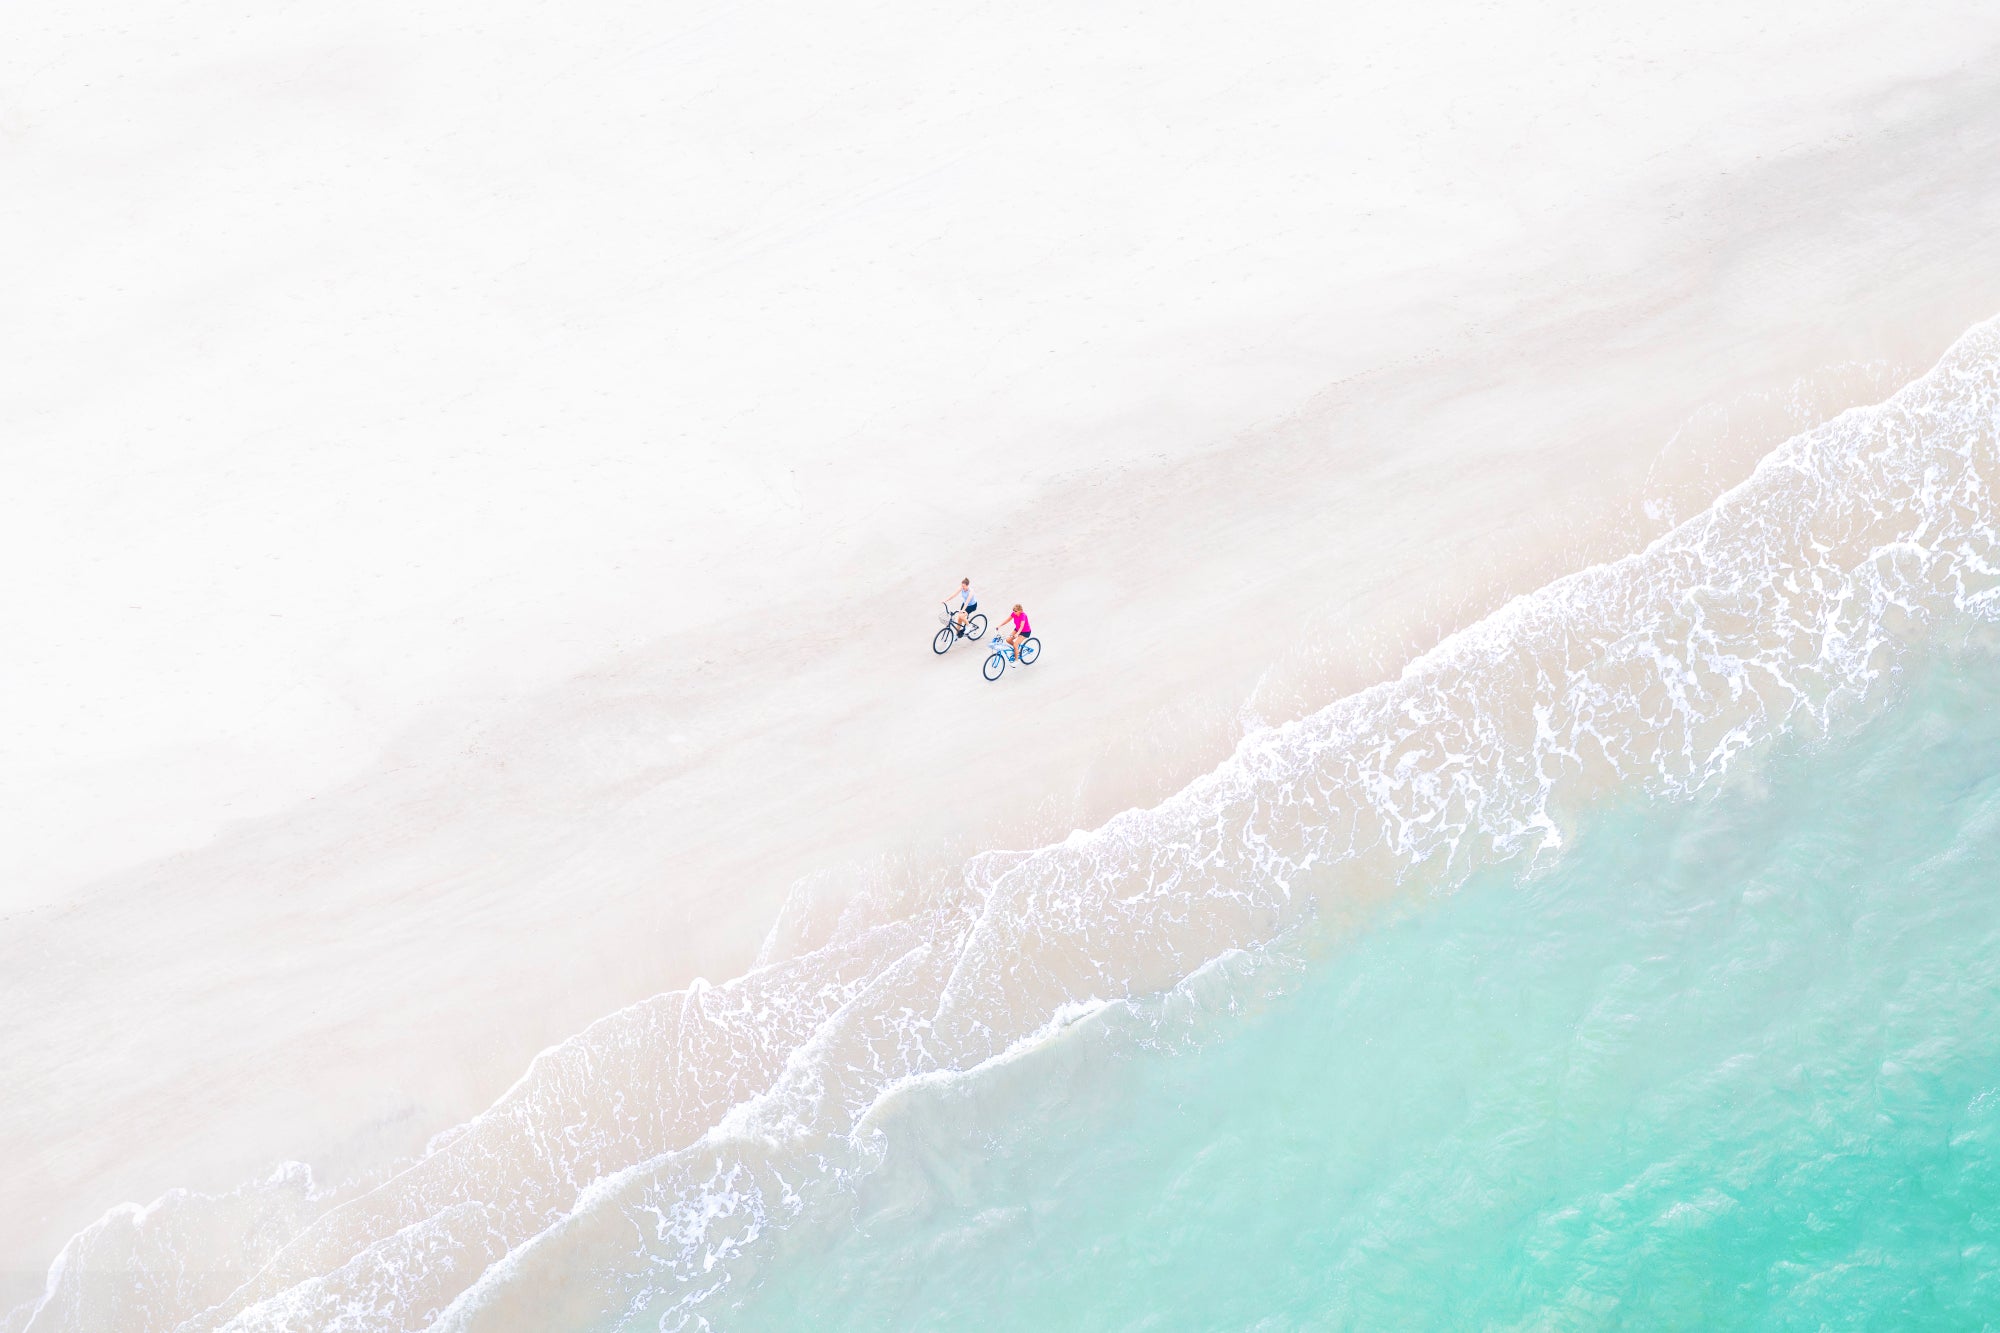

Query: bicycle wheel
left=933, top=627, right=955, bottom=655
left=1017, top=636, right=1040, bottom=665
left=965, top=613, right=988, bottom=640
left=982, top=651, right=1006, bottom=681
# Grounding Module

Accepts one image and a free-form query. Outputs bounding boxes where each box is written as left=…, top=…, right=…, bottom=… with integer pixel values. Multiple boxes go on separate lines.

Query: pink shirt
left=1010, top=611, right=1031, bottom=635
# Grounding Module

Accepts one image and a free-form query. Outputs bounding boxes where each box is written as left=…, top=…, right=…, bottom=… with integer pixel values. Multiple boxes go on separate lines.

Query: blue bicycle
left=982, top=633, right=1041, bottom=681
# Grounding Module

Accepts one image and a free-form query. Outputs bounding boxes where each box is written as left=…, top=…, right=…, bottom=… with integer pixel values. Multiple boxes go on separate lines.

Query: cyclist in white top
left=945, top=578, right=977, bottom=631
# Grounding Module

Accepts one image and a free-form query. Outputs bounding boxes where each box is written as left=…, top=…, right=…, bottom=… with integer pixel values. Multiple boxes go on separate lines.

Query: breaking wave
left=19, top=314, right=2000, bottom=1333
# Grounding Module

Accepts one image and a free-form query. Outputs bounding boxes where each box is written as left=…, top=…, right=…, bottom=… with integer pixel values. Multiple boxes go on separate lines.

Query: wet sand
left=7, top=2, right=2000, bottom=1309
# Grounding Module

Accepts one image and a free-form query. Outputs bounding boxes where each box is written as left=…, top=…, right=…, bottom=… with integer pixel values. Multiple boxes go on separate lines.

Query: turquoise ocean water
left=723, top=634, right=2000, bottom=1330
left=17, top=323, right=2000, bottom=1333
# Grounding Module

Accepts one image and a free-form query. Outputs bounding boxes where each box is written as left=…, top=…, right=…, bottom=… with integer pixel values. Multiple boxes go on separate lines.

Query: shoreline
left=14, top=274, right=2000, bottom=1310
left=10, top=13, right=2000, bottom=1314
left=74, top=302, right=2000, bottom=1333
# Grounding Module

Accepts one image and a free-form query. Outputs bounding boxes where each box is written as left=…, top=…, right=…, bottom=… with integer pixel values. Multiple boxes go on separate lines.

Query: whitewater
left=13, top=1, right=2000, bottom=1327
left=17, top=313, right=2000, bottom=1330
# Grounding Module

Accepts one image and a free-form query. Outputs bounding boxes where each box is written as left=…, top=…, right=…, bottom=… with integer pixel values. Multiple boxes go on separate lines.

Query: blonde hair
left=1011, top=603, right=1022, bottom=613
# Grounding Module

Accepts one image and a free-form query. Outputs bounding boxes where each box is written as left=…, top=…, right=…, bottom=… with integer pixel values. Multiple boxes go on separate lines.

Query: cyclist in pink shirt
left=1004, top=604, right=1032, bottom=657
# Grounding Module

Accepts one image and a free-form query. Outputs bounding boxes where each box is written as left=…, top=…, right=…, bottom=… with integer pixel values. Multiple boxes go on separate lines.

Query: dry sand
left=6, top=0, right=2000, bottom=1307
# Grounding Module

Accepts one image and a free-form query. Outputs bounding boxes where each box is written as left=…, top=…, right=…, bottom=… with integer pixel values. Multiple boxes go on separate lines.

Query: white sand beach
left=6, top=0, right=2000, bottom=1317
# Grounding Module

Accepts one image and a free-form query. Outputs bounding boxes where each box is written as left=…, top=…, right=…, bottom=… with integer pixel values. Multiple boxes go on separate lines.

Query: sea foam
left=22, top=315, right=2000, bottom=1333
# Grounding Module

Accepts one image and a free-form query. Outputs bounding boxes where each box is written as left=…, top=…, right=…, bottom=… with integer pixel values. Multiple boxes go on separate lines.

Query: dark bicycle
left=933, top=601, right=988, bottom=654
